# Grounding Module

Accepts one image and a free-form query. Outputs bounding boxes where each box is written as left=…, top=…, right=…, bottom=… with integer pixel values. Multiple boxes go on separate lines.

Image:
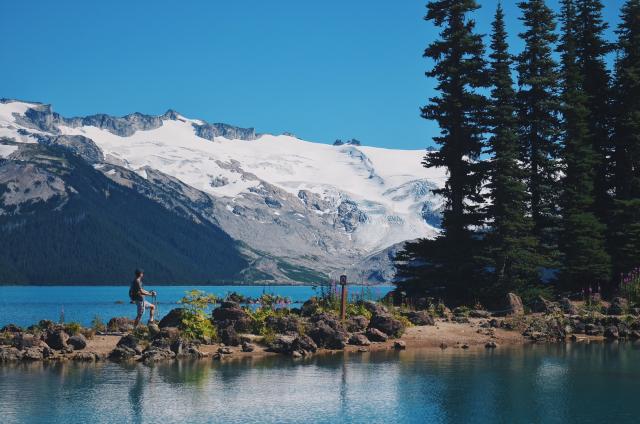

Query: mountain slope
left=0, top=142, right=248, bottom=284
left=0, top=99, right=445, bottom=282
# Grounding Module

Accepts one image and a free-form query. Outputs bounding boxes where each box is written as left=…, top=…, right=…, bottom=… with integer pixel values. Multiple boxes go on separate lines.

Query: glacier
left=0, top=99, right=444, bottom=283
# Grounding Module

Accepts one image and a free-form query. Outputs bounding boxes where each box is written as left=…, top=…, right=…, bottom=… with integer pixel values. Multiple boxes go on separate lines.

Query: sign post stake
left=340, top=275, right=348, bottom=321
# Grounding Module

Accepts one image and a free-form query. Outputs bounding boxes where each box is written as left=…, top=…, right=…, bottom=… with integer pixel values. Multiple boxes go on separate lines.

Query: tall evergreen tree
left=558, top=0, right=611, bottom=291
left=612, top=0, right=640, bottom=278
left=516, top=0, right=562, bottom=264
left=395, top=0, right=489, bottom=304
left=576, top=0, right=614, bottom=236
left=484, top=2, right=542, bottom=296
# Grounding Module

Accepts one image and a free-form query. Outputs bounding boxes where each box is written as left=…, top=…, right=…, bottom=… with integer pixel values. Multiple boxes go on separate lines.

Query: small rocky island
left=1, top=293, right=638, bottom=365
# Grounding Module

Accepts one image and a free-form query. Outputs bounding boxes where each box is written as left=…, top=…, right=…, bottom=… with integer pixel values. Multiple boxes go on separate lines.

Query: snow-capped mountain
left=0, top=99, right=444, bottom=283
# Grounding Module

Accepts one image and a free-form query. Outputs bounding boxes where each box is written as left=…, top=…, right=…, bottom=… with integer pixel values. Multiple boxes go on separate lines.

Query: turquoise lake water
left=0, top=285, right=393, bottom=327
left=1, top=343, right=638, bottom=423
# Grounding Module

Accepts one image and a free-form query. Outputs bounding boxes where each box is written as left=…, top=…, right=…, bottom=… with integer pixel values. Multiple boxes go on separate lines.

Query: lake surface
left=1, top=343, right=638, bottom=423
left=0, top=285, right=393, bottom=327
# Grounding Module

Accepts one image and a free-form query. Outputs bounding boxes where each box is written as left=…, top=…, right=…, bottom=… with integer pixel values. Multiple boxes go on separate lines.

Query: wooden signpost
left=340, top=274, right=348, bottom=321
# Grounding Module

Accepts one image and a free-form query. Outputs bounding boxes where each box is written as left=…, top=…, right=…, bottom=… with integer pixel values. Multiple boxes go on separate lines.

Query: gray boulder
left=605, top=326, right=620, bottom=339
left=506, top=293, right=524, bottom=315
left=369, top=314, right=405, bottom=337
left=212, top=303, right=251, bottom=332
left=117, top=334, right=141, bottom=354
left=345, top=315, right=370, bottom=332
left=608, top=298, right=628, bottom=316
left=45, top=329, right=69, bottom=350
left=469, top=310, right=491, bottom=319
left=560, top=298, right=579, bottom=315
left=219, top=326, right=240, bottom=346
left=307, top=313, right=348, bottom=349
left=107, top=317, right=135, bottom=332
left=405, top=311, right=435, bottom=326
left=0, top=347, right=23, bottom=362
left=68, top=334, right=87, bottom=350
left=393, top=340, right=407, bottom=350
left=22, top=347, right=44, bottom=361
left=265, top=315, right=302, bottom=334
left=142, top=347, right=175, bottom=364
left=13, top=334, right=42, bottom=350
left=348, top=333, right=371, bottom=346
left=158, top=308, right=186, bottom=329
left=366, top=327, right=388, bottom=342
left=360, top=301, right=388, bottom=316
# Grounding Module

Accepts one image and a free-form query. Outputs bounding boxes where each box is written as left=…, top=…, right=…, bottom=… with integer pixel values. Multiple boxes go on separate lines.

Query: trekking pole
left=153, top=293, right=159, bottom=317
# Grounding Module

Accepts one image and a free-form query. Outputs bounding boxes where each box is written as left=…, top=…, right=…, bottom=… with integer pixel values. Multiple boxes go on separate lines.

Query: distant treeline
left=396, top=0, right=640, bottom=305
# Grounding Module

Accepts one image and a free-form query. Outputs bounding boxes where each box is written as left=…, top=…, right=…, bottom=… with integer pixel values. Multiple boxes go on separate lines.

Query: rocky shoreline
left=1, top=294, right=638, bottom=365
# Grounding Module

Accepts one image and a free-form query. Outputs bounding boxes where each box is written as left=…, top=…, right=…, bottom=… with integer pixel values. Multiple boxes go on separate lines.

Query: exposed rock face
left=193, top=122, right=257, bottom=141
left=506, top=293, right=525, bottom=315
left=336, top=200, right=368, bottom=232
left=307, top=313, right=348, bottom=349
left=35, top=134, right=104, bottom=163
left=0, top=162, right=69, bottom=215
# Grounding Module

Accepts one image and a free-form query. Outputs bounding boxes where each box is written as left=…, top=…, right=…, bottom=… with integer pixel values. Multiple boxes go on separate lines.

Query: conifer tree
left=515, top=0, right=562, bottom=265
left=612, top=0, right=640, bottom=278
left=395, top=0, right=489, bottom=304
left=576, top=0, right=614, bottom=234
left=484, top=3, right=542, bottom=296
left=558, top=0, right=611, bottom=291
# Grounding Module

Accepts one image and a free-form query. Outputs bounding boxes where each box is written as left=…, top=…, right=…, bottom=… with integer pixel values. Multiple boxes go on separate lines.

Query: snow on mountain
left=0, top=99, right=444, bottom=281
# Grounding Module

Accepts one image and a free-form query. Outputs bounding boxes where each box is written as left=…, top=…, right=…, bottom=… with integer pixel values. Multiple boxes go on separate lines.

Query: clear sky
left=0, top=0, right=625, bottom=150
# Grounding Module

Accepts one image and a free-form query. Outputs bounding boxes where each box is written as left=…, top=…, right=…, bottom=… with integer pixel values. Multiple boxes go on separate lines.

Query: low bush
left=178, top=290, right=218, bottom=342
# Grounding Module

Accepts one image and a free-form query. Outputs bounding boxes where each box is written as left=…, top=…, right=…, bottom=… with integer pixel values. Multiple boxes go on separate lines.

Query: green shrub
left=178, top=290, right=218, bottom=342
left=64, top=322, right=82, bottom=336
left=345, top=302, right=372, bottom=319
left=91, top=315, right=106, bottom=332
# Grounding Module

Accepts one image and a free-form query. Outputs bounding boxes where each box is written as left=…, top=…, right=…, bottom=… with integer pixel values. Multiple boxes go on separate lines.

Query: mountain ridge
left=0, top=99, right=444, bottom=283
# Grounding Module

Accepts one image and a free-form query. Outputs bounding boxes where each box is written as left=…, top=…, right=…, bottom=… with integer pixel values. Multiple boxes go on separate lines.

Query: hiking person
left=129, top=269, right=157, bottom=326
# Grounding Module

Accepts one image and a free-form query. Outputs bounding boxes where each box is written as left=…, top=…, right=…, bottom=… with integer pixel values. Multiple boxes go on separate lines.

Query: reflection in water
left=1, top=343, right=640, bottom=423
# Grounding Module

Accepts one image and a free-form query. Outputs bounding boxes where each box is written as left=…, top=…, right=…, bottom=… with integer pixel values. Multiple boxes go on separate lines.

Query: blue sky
left=0, top=0, right=625, bottom=149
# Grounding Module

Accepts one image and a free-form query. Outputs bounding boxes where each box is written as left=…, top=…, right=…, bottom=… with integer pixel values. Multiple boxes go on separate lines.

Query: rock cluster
left=0, top=324, right=92, bottom=363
